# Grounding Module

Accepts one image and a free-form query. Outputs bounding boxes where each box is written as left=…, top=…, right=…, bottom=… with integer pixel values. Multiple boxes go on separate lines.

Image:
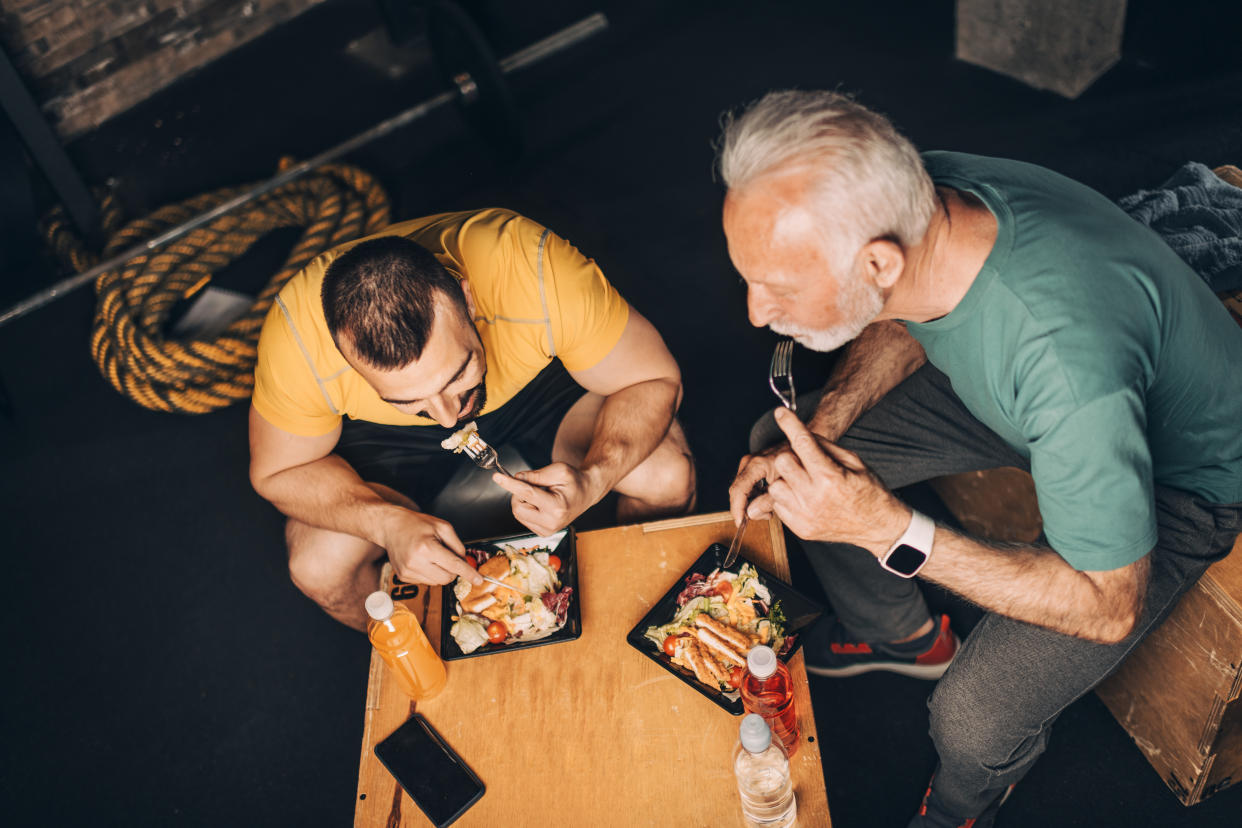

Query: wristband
left=878, top=509, right=935, bottom=578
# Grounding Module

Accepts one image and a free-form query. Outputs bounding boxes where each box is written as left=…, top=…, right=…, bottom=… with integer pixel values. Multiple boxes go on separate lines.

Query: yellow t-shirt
left=252, top=208, right=630, bottom=436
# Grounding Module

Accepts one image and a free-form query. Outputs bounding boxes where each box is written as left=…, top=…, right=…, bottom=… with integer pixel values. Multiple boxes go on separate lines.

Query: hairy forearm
left=251, top=454, right=408, bottom=546
left=913, top=529, right=1148, bottom=644
left=580, top=377, right=681, bottom=498
left=807, top=320, right=927, bottom=440
left=764, top=399, right=1147, bottom=645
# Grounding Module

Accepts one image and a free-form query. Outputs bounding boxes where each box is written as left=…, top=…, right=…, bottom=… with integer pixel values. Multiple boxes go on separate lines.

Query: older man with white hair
left=720, top=90, right=1242, bottom=827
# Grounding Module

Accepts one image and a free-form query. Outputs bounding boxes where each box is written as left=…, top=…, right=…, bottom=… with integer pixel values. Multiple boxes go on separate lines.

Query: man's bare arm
left=807, top=319, right=926, bottom=440
left=918, top=531, right=1150, bottom=644
left=767, top=408, right=1149, bottom=643
left=492, top=308, right=682, bottom=532
left=569, top=309, right=682, bottom=499
left=250, top=411, right=383, bottom=535
left=248, top=407, right=478, bottom=584
left=791, top=327, right=1147, bottom=643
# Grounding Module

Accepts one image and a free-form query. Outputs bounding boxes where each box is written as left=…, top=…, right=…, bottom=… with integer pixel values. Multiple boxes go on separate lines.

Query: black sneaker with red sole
left=803, top=613, right=959, bottom=679
left=908, top=774, right=1015, bottom=828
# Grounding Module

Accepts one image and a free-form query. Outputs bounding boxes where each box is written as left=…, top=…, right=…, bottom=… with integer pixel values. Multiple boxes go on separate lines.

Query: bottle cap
left=365, top=591, right=395, bottom=621
left=747, top=644, right=777, bottom=679
left=739, top=713, right=772, bottom=753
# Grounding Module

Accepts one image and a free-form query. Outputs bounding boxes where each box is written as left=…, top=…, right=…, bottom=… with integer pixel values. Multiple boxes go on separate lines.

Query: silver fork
left=478, top=573, right=533, bottom=600
left=458, top=433, right=516, bottom=478
left=768, top=338, right=797, bottom=412
left=720, top=339, right=797, bottom=569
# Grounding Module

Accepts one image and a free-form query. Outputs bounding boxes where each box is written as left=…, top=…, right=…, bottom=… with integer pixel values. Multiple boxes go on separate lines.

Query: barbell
left=0, top=6, right=609, bottom=327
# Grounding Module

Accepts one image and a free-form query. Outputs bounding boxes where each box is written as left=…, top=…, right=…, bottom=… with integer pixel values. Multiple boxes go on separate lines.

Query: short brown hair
left=321, top=236, right=469, bottom=369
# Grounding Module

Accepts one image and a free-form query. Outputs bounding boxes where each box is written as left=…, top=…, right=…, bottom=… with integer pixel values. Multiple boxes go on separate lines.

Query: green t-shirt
left=908, top=152, right=1242, bottom=571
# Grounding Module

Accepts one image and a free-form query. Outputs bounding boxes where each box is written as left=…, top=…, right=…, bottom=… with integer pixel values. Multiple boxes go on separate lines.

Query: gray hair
left=717, top=90, right=936, bottom=257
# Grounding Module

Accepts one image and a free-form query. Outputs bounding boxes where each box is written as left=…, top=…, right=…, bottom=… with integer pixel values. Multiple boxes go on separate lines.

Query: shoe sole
left=805, top=633, right=960, bottom=680
left=805, top=659, right=952, bottom=679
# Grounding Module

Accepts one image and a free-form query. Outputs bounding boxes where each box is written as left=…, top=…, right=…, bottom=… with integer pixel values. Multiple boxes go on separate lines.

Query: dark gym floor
left=3, top=1, right=1241, bottom=826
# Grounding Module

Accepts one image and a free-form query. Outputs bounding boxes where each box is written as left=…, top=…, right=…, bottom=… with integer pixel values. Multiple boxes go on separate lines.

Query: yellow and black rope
left=43, top=162, right=389, bottom=413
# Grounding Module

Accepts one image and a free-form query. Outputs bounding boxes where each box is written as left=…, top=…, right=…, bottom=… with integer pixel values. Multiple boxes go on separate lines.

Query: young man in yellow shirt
left=249, top=208, right=695, bottom=630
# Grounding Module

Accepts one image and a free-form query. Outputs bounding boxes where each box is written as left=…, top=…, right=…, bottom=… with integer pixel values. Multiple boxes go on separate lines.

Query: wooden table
left=354, top=512, right=832, bottom=827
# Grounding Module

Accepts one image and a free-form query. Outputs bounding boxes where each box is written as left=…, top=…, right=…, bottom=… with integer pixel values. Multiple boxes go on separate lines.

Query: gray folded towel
left=1118, top=162, right=1242, bottom=293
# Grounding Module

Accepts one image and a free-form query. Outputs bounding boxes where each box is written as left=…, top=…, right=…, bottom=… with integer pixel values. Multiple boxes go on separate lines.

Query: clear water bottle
left=734, top=713, right=797, bottom=827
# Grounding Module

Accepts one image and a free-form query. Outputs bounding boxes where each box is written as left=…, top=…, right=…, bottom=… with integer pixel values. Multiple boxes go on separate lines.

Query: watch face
left=885, top=544, right=927, bottom=576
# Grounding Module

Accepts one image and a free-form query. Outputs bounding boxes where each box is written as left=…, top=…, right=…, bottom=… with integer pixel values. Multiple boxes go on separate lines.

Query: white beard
left=770, top=276, right=885, bottom=353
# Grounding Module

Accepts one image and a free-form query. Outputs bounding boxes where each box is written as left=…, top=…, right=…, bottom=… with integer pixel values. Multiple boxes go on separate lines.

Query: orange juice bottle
left=365, top=591, right=446, bottom=701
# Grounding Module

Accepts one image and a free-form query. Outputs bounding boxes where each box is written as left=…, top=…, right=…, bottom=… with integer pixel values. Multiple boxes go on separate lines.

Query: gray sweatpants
left=749, top=363, right=1242, bottom=817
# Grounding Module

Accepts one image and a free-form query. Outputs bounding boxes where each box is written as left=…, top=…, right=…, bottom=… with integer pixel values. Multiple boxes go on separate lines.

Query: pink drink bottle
left=740, top=645, right=799, bottom=756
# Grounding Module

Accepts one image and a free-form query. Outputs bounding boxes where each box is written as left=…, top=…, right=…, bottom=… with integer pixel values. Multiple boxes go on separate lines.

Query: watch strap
left=879, top=509, right=935, bottom=578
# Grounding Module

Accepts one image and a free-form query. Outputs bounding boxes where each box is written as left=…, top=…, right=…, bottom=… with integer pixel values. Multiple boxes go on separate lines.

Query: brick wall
left=0, top=0, right=329, bottom=140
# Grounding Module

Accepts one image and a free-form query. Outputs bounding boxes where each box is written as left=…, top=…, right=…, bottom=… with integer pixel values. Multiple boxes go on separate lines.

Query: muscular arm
left=249, top=410, right=386, bottom=537
left=568, top=309, right=682, bottom=500
left=807, top=319, right=927, bottom=440
left=492, top=308, right=682, bottom=532
left=248, top=407, right=478, bottom=584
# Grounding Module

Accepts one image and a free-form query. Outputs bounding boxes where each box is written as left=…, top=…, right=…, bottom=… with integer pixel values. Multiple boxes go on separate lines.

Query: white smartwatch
left=878, top=509, right=935, bottom=578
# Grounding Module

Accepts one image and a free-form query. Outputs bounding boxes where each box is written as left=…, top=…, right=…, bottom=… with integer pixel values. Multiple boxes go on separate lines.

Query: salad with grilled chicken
left=440, top=421, right=486, bottom=454
left=449, top=541, right=573, bottom=654
left=644, top=563, right=791, bottom=693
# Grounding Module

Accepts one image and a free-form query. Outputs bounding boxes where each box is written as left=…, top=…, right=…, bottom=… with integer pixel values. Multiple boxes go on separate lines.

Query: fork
left=768, top=338, right=797, bottom=412
left=479, top=574, right=533, bottom=601
left=458, top=431, right=516, bottom=478
left=720, top=339, right=798, bottom=569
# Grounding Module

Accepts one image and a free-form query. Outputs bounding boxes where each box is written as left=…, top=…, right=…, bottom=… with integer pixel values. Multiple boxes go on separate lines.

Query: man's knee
left=649, top=442, right=697, bottom=510
left=748, top=389, right=823, bottom=453
left=285, top=519, right=380, bottom=608
left=615, top=433, right=697, bottom=512
left=285, top=480, right=414, bottom=596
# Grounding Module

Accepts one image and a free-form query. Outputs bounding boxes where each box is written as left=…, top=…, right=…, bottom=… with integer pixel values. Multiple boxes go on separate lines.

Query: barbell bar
left=0, top=10, right=609, bottom=328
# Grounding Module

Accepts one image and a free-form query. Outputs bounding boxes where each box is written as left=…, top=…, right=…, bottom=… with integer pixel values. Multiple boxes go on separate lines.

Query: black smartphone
left=374, top=713, right=485, bottom=827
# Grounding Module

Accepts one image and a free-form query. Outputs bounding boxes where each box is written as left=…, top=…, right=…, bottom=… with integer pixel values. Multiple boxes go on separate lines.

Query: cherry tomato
left=486, top=621, right=507, bottom=644
left=727, top=666, right=744, bottom=689
left=546, top=554, right=562, bottom=573
left=464, top=555, right=479, bottom=569
left=662, top=635, right=681, bottom=656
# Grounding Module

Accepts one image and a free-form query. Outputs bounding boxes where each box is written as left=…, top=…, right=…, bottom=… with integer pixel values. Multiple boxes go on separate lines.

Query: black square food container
left=440, top=527, right=581, bottom=660
left=626, top=543, right=825, bottom=714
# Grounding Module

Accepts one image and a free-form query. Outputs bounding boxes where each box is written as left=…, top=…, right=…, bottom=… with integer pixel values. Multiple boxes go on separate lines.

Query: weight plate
left=427, top=0, right=524, bottom=160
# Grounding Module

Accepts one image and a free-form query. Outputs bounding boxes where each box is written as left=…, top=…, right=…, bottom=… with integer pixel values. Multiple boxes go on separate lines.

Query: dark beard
left=455, top=380, right=487, bottom=425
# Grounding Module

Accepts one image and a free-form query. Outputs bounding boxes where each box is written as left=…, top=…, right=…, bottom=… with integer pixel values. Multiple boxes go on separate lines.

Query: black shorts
left=334, top=360, right=586, bottom=506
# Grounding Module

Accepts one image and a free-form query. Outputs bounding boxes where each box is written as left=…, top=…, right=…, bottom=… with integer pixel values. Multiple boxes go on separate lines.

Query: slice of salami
left=465, top=546, right=494, bottom=566
left=675, top=572, right=711, bottom=606
left=541, top=586, right=574, bottom=625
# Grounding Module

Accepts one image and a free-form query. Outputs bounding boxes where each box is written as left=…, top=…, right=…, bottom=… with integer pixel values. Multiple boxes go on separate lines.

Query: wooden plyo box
left=1095, top=534, right=1242, bottom=805
left=933, top=471, right=1242, bottom=805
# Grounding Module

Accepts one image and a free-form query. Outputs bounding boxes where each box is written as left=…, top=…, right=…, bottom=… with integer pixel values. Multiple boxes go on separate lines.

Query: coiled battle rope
left=42, top=162, right=390, bottom=413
